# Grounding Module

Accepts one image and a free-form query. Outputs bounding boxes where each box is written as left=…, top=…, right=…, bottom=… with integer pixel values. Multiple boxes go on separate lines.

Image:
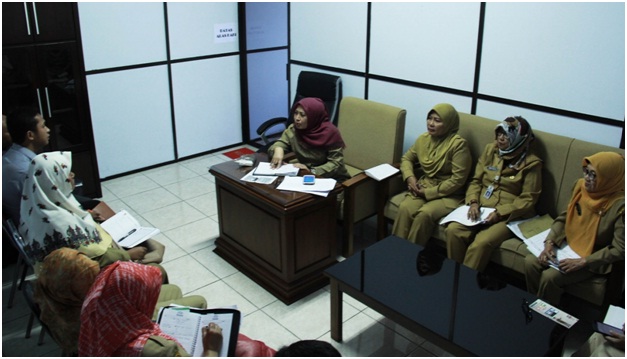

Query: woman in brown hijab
left=392, top=103, right=472, bottom=245
left=524, top=152, right=625, bottom=305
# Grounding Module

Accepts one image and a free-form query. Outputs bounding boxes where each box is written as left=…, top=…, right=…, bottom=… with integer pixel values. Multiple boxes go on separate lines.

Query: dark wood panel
left=221, top=187, right=282, bottom=270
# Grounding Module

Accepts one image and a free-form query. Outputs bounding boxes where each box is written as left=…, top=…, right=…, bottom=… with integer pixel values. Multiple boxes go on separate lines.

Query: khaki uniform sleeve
left=142, top=335, right=189, bottom=357
left=399, top=140, right=419, bottom=182
left=311, top=147, right=346, bottom=178
left=465, top=144, right=491, bottom=204
left=267, top=126, right=293, bottom=158
left=586, top=203, right=625, bottom=273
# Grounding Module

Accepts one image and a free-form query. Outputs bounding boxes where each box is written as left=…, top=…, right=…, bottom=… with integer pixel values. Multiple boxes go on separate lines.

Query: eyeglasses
left=582, top=167, right=597, bottom=180
left=521, top=298, right=533, bottom=324
left=427, top=115, right=441, bottom=122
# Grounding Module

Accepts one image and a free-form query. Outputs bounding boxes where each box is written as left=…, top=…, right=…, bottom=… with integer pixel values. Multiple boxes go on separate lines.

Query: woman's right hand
left=126, top=246, right=147, bottom=261
left=202, top=322, right=223, bottom=357
left=407, top=176, right=420, bottom=197
left=538, top=242, right=557, bottom=267
left=467, top=203, right=481, bottom=221
left=270, top=147, right=284, bottom=169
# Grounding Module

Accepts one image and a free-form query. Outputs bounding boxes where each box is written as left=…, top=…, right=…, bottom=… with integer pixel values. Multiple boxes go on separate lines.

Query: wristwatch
left=310, top=167, right=317, bottom=175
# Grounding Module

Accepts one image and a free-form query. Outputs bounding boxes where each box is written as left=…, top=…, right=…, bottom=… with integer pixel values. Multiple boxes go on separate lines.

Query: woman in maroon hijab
left=268, top=97, right=350, bottom=181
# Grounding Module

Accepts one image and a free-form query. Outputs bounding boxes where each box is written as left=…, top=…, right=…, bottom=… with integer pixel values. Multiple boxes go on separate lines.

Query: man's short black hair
left=6, top=107, right=40, bottom=145
left=274, top=340, right=341, bottom=357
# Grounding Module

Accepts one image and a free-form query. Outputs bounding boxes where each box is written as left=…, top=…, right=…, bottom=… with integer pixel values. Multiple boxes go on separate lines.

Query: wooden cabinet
left=2, top=2, right=101, bottom=197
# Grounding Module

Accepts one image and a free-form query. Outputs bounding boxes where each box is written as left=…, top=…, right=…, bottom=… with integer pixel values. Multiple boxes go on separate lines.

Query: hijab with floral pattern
left=19, top=151, right=109, bottom=264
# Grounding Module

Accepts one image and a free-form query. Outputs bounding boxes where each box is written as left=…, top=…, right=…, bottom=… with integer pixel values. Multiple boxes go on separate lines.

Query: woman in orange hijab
left=524, top=152, right=625, bottom=305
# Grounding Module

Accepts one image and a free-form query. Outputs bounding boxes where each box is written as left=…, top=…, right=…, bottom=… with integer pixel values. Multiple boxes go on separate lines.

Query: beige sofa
left=383, top=112, right=624, bottom=309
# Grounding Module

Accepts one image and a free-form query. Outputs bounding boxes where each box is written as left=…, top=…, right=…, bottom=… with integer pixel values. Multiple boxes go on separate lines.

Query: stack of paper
left=365, top=163, right=399, bottom=181
left=276, top=176, right=337, bottom=197
left=506, top=215, right=580, bottom=273
left=439, top=205, right=496, bottom=226
left=253, top=162, right=299, bottom=176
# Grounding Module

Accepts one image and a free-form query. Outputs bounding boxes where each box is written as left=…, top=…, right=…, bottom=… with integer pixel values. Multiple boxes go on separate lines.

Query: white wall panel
left=87, top=67, right=174, bottom=178
left=167, top=2, right=239, bottom=60
left=171, top=56, right=242, bottom=158
left=370, top=3, right=480, bottom=91
left=78, top=3, right=167, bottom=70
left=480, top=3, right=625, bottom=120
left=369, top=81, right=473, bottom=151
left=290, top=3, right=368, bottom=72
left=476, top=100, right=622, bottom=148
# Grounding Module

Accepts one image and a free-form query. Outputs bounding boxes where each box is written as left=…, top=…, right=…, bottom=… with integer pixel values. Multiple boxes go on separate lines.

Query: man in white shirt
left=3, top=107, right=50, bottom=224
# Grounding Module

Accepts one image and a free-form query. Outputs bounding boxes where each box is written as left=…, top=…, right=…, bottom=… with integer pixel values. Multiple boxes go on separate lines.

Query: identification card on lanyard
left=484, top=175, right=500, bottom=199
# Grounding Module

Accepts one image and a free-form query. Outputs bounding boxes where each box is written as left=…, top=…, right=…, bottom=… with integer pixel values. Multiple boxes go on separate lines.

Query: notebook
left=157, top=306, right=241, bottom=357
left=100, top=210, right=160, bottom=248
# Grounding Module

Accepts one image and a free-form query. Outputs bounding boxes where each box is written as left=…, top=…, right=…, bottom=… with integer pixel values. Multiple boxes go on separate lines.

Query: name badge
left=484, top=185, right=494, bottom=199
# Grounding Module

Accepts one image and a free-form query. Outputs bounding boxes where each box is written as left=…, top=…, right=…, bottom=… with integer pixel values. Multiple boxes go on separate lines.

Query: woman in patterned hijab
left=19, top=152, right=145, bottom=270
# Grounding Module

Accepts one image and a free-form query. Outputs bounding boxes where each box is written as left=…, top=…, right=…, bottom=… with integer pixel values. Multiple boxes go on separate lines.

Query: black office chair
left=255, top=71, right=342, bottom=152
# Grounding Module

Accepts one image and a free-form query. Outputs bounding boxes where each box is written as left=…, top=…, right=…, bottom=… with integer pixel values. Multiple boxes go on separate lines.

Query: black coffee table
left=325, top=236, right=567, bottom=356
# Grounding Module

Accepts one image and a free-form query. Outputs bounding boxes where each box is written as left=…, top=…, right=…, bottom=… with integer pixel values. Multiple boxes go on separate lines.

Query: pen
left=119, top=229, right=136, bottom=242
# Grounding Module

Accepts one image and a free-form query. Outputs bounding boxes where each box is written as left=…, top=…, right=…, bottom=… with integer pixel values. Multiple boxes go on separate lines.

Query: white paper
left=240, top=170, right=278, bottom=184
left=364, top=163, right=399, bottom=181
left=276, top=176, right=336, bottom=194
left=604, top=305, right=625, bottom=328
left=100, top=210, right=159, bottom=248
left=253, top=162, right=299, bottom=176
left=522, top=229, right=580, bottom=273
left=439, top=205, right=496, bottom=226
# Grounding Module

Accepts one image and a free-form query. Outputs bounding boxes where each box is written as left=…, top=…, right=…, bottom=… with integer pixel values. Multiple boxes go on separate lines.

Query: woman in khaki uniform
left=268, top=97, right=350, bottom=182
left=446, top=116, right=542, bottom=271
left=392, top=103, right=471, bottom=245
left=524, top=152, right=625, bottom=305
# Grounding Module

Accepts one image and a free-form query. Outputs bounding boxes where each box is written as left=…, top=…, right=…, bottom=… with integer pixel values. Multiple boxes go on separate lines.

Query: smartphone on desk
left=303, top=175, right=315, bottom=185
left=593, top=322, right=622, bottom=336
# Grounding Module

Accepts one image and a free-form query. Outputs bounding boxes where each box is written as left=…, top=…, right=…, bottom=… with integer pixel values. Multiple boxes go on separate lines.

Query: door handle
left=36, top=88, right=44, bottom=116
left=44, top=87, right=52, bottom=118
left=23, top=2, right=31, bottom=36
left=31, top=2, right=40, bottom=35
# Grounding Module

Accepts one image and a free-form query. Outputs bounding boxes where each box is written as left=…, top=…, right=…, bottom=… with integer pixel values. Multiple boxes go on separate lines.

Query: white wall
left=78, top=2, right=243, bottom=177
left=289, top=2, right=625, bottom=149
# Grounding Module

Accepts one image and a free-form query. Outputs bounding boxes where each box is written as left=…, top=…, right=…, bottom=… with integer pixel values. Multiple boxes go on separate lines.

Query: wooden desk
left=209, top=154, right=340, bottom=304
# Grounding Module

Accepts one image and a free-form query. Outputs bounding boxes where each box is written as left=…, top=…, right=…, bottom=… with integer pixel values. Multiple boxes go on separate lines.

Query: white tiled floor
left=1, top=145, right=591, bottom=356
left=2, top=146, right=445, bottom=357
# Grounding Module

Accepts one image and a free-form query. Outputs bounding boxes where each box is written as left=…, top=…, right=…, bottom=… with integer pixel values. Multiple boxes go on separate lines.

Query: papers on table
left=506, top=215, right=580, bottom=273
left=253, top=162, right=299, bottom=176
left=439, top=205, right=496, bottom=226
left=101, top=210, right=159, bottom=248
left=276, top=176, right=337, bottom=197
left=529, top=299, right=579, bottom=328
left=365, top=163, right=399, bottom=181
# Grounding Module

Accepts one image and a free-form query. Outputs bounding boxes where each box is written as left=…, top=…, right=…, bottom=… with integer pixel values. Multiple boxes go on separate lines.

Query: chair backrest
left=3, top=218, right=34, bottom=267
left=337, top=97, right=406, bottom=173
left=292, top=71, right=342, bottom=126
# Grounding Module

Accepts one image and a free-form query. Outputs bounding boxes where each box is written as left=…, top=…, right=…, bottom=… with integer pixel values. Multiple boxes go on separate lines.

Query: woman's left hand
left=293, top=163, right=308, bottom=170
left=558, top=257, right=587, bottom=273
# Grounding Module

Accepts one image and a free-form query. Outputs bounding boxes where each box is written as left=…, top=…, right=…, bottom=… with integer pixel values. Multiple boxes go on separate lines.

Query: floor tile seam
left=219, top=273, right=279, bottom=310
